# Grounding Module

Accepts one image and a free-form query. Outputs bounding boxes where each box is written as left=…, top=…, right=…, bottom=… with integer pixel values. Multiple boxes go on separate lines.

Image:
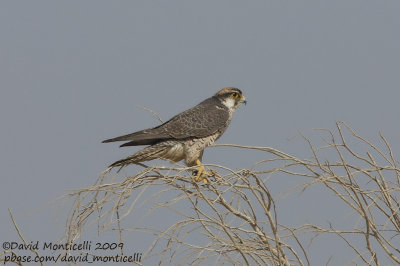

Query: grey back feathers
left=103, top=96, right=230, bottom=147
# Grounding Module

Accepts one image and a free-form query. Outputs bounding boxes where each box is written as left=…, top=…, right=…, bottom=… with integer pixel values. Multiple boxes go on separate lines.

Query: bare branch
left=60, top=123, right=400, bottom=265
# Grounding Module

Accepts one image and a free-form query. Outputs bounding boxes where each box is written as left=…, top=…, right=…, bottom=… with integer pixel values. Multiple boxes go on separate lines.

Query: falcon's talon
left=208, top=169, right=218, bottom=176
left=193, top=161, right=214, bottom=183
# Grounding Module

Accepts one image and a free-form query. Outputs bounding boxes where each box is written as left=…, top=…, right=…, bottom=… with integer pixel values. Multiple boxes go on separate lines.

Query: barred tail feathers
left=108, top=144, right=171, bottom=168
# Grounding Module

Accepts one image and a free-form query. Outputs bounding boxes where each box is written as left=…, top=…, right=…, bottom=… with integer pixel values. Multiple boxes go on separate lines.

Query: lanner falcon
left=103, top=87, right=246, bottom=183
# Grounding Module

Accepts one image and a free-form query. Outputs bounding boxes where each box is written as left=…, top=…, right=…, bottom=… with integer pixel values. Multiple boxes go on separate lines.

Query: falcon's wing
left=102, top=126, right=170, bottom=146
left=102, top=97, right=229, bottom=147
left=159, top=97, right=229, bottom=139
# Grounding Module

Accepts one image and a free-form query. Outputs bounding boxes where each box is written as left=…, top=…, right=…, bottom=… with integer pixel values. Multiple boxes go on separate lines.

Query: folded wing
left=102, top=97, right=229, bottom=147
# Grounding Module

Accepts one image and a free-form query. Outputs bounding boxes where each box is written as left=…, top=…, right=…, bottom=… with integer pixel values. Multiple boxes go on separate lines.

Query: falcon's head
left=214, top=87, right=246, bottom=111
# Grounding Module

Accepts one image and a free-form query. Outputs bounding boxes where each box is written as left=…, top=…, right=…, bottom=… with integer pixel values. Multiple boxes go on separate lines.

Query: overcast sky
left=1, top=1, right=399, bottom=265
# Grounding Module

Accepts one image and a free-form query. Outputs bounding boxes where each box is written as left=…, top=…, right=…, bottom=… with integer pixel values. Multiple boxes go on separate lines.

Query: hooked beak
left=241, top=96, right=247, bottom=105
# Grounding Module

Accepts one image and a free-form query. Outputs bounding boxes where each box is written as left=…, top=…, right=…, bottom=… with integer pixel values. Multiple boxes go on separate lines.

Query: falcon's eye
left=231, top=92, right=240, bottom=98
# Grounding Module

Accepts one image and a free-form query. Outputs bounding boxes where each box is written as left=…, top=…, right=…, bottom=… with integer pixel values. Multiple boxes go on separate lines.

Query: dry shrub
left=63, top=122, right=400, bottom=265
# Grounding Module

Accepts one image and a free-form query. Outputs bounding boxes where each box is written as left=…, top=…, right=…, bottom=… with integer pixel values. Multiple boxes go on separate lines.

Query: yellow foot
left=193, top=160, right=214, bottom=183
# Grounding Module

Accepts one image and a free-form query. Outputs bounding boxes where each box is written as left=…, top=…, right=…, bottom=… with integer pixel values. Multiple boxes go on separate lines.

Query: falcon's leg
left=194, top=159, right=214, bottom=183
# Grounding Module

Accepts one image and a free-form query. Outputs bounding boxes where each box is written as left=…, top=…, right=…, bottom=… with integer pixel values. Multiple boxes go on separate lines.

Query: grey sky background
left=1, top=1, right=399, bottom=265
